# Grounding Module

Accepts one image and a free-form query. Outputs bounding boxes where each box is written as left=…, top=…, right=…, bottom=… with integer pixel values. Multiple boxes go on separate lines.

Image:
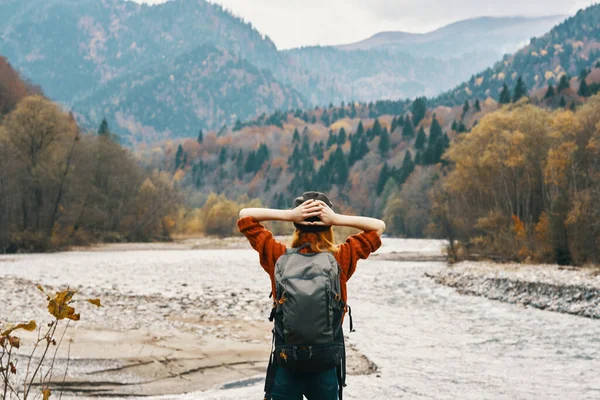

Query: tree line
left=0, top=92, right=180, bottom=252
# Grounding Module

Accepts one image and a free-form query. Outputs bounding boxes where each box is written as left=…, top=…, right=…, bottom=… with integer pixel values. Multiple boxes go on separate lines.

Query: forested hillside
left=136, top=5, right=600, bottom=265
left=0, top=0, right=564, bottom=141
left=436, top=4, right=600, bottom=107
left=0, top=56, right=181, bottom=252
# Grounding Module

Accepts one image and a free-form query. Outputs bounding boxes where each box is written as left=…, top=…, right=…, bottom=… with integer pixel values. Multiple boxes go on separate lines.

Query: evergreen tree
left=218, top=147, right=227, bottom=164
left=432, top=137, right=446, bottom=164
left=512, top=76, right=527, bottom=102
left=414, top=150, right=423, bottom=165
left=451, top=120, right=458, bottom=131
left=570, top=102, right=577, bottom=111
left=372, top=119, right=382, bottom=137
left=333, top=147, right=349, bottom=185
left=355, top=121, right=365, bottom=138
left=292, top=128, right=300, bottom=143
left=175, top=144, right=184, bottom=170
left=457, top=122, right=467, bottom=133
left=376, top=163, right=390, bottom=195
left=236, top=149, right=244, bottom=179
left=397, top=115, right=405, bottom=127
left=256, top=143, right=270, bottom=168
left=359, top=136, right=369, bottom=160
left=545, top=84, right=556, bottom=99
left=401, top=150, right=414, bottom=179
left=557, top=75, right=570, bottom=93
left=301, top=134, right=311, bottom=157
left=245, top=150, right=256, bottom=173
left=327, top=129, right=337, bottom=148
left=578, top=79, right=590, bottom=97
left=338, top=127, right=347, bottom=144
left=415, top=127, right=426, bottom=149
left=311, top=115, right=317, bottom=124
left=233, top=119, right=243, bottom=131
left=499, top=83, right=511, bottom=104
left=411, top=97, right=427, bottom=126
left=428, top=115, right=443, bottom=147
left=197, top=129, right=203, bottom=143
left=462, top=100, right=470, bottom=118
left=379, top=127, right=390, bottom=155
left=402, top=118, right=414, bottom=139
left=474, top=99, right=481, bottom=112
left=391, top=117, right=398, bottom=133
left=321, top=112, right=331, bottom=126
left=316, top=141, right=325, bottom=160
left=98, top=118, right=110, bottom=136
left=559, top=96, right=567, bottom=108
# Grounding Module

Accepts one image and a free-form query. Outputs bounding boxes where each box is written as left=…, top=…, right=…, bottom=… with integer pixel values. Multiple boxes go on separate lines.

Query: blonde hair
left=290, top=227, right=339, bottom=253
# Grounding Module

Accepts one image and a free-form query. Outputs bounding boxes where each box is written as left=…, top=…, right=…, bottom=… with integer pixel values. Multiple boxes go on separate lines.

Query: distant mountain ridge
left=336, top=15, right=567, bottom=57
left=0, top=0, right=571, bottom=142
left=434, top=5, right=600, bottom=107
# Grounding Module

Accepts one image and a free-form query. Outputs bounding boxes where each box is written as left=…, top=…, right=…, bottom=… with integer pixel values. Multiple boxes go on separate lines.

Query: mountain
left=0, top=0, right=298, bottom=141
left=0, top=0, right=570, bottom=142
left=435, top=5, right=600, bottom=107
left=336, top=16, right=567, bottom=58
left=74, top=45, right=305, bottom=145
left=282, top=16, right=568, bottom=103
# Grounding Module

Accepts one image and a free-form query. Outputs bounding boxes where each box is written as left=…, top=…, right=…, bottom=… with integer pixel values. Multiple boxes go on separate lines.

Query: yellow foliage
left=511, top=215, right=526, bottom=240
left=544, top=142, right=577, bottom=187
left=47, top=289, right=80, bottom=321
left=172, top=169, right=186, bottom=182
left=475, top=77, right=484, bottom=86
left=540, top=49, right=548, bottom=56
left=42, top=389, right=52, bottom=400
left=1, top=320, right=37, bottom=336
left=550, top=110, right=580, bottom=139
left=544, top=71, right=555, bottom=80
left=87, top=298, right=102, bottom=307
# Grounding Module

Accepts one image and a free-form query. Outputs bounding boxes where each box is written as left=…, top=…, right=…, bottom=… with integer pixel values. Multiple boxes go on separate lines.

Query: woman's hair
left=291, top=227, right=339, bottom=253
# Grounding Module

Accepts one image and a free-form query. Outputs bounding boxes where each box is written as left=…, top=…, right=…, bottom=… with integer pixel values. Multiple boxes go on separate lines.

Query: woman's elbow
left=377, top=220, right=386, bottom=236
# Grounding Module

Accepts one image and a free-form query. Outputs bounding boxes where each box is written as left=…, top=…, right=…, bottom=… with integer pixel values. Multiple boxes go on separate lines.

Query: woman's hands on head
left=297, top=200, right=338, bottom=226
left=290, top=199, right=327, bottom=225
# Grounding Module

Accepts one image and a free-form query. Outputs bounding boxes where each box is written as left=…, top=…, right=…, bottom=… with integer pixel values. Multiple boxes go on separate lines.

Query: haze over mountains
left=0, top=0, right=569, bottom=142
left=336, top=15, right=566, bottom=57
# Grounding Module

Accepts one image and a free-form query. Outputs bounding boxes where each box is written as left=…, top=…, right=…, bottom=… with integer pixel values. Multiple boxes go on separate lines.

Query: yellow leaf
left=42, top=388, right=51, bottom=400
left=1, top=320, right=37, bottom=336
left=87, top=298, right=102, bottom=307
left=48, top=290, right=78, bottom=320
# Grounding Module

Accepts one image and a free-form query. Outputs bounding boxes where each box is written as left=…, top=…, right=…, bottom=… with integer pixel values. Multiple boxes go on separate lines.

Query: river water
left=1, top=239, right=599, bottom=399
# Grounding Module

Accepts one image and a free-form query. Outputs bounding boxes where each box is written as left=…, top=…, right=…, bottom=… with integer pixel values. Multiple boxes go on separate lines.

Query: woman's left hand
left=307, top=200, right=337, bottom=226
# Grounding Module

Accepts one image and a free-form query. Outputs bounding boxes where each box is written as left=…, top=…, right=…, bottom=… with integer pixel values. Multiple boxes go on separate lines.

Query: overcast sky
left=133, top=0, right=595, bottom=49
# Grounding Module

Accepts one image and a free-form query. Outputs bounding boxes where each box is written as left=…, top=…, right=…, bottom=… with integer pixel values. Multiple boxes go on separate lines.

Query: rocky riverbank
left=431, top=261, right=600, bottom=319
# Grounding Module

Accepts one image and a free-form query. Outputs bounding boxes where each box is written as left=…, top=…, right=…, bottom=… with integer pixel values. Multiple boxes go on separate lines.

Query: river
left=1, top=239, right=598, bottom=399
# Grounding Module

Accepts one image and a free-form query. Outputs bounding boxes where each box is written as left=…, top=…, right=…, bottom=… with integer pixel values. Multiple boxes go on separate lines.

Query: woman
left=237, top=191, right=385, bottom=400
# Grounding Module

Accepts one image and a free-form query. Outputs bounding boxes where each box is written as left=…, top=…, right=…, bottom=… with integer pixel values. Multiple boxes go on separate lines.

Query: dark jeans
left=271, top=365, right=339, bottom=400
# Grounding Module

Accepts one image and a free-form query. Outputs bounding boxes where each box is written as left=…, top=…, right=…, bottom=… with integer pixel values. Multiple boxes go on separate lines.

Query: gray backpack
left=263, top=243, right=351, bottom=400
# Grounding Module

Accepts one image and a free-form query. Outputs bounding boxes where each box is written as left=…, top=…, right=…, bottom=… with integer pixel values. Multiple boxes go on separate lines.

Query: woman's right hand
left=289, top=199, right=324, bottom=224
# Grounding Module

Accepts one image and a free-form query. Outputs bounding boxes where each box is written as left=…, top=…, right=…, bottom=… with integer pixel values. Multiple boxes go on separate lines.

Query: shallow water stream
left=1, top=239, right=599, bottom=399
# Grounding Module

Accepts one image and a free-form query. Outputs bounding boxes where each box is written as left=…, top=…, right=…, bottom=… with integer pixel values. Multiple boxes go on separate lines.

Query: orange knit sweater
left=237, top=216, right=382, bottom=316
